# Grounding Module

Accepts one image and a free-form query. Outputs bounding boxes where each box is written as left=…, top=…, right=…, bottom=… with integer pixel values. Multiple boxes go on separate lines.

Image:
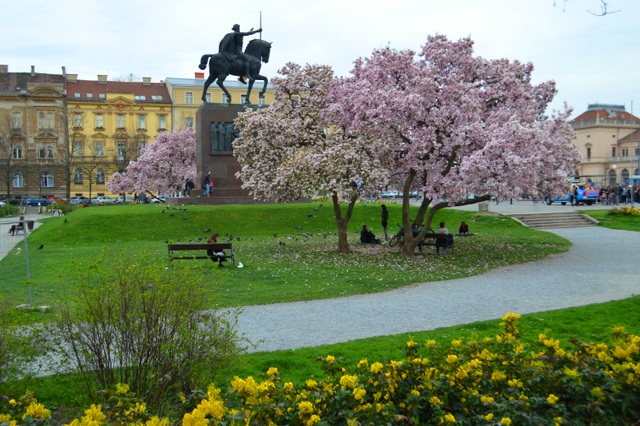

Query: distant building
left=165, top=72, right=274, bottom=132
left=0, top=65, right=67, bottom=200
left=65, top=73, right=172, bottom=197
left=571, top=104, right=640, bottom=187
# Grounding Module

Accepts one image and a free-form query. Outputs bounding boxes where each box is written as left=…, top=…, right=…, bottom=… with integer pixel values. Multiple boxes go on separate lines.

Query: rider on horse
left=219, top=24, right=262, bottom=84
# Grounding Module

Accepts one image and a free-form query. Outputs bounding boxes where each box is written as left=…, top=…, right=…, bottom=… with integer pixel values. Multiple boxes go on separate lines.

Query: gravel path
left=237, top=225, right=639, bottom=353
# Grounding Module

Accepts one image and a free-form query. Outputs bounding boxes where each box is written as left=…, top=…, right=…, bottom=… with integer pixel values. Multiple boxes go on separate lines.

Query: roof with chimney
left=0, top=71, right=65, bottom=95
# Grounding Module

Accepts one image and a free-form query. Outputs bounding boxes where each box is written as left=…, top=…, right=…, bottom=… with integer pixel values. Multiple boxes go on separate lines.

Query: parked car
left=115, top=195, right=136, bottom=204
left=51, top=197, right=68, bottom=204
left=22, top=197, right=52, bottom=206
left=0, top=197, right=21, bottom=205
left=381, top=190, right=400, bottom=198
left=149, top=196, right=166, bottom=203
left=69, top=196, right=90, bottom=205
left=91, top=195, right=116, bottom=204
left=0, top=201, right=5, bottom=207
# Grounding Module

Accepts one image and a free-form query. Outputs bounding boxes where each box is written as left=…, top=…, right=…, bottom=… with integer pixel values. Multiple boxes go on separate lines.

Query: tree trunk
left=332, top=191, right=358, bottom=254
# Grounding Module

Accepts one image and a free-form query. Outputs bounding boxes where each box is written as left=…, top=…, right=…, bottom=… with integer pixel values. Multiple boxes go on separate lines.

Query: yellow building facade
left=65, top=74, right=172, bottom=197
left=165, top=73, right=274, bottom=132
left=571, top=104, right=640, bottom=188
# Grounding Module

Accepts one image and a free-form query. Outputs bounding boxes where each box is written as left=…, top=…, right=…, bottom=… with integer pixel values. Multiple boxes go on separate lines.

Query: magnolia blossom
left=234, top=63, right=394, bottom=253
left=107, top=128, right=197, bottom=196
left=326, top=35, right=579, bottom=254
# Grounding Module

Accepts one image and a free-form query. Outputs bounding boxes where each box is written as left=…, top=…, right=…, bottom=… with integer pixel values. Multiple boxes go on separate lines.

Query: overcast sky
left=2, top=0, right=638, bottom=117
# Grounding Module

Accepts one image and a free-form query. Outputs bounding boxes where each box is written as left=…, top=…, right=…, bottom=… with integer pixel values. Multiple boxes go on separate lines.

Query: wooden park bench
left=167, top=243, right=235, bottom=268
left=419, top=233, right=454, bottom=254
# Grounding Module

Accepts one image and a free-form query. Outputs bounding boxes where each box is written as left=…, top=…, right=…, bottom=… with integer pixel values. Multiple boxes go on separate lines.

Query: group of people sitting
left=360, top=220, right=471, bottom=246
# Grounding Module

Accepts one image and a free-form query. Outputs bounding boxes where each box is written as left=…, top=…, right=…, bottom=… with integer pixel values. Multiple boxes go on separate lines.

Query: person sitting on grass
left=360, top=225, right=381, bottom=244
left=207, top=232, right=227, bottom=266
left=458, top=221, right=469, bottom=236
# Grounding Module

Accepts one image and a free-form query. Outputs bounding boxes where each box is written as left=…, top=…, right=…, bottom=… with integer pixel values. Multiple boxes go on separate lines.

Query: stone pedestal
left=190, top=103, right=257, bottom=205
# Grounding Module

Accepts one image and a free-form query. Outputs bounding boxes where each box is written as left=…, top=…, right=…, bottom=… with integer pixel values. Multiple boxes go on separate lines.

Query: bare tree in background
left=555, top=0, right=621, bottom=15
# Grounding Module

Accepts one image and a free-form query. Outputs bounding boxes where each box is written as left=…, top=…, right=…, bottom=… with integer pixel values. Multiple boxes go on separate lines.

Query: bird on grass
left=237, top=262, right=244, bottom=268
left=37, top=244, right=44, bottom=250
left=203, top=228, right=211, bottom=233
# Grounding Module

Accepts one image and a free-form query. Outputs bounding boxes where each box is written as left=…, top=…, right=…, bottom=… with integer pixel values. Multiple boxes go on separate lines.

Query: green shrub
left=51, top=253, right=246, bottom=412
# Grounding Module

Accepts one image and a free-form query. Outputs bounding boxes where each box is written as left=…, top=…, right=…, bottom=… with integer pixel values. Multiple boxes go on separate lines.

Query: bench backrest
left=168, top=243, right=232, bottom=251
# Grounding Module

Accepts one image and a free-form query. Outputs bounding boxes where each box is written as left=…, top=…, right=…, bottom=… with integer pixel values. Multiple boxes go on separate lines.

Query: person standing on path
left=203, top=172, right=212, bottom=197
left=380, top=205, right=389, bottom=243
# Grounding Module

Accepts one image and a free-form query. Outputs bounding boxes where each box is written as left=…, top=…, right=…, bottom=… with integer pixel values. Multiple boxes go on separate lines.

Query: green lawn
left=2, top=202, right=639, bottom=420
left=1, top=202, right=570, bottom=315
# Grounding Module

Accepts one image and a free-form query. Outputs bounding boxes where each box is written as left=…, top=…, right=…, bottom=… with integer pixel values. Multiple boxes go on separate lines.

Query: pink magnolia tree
left=233, top=63, right=394, bottom=253
left=326, top=35, right=580, bottom=255
left=107, top=128, right=197, bottom=197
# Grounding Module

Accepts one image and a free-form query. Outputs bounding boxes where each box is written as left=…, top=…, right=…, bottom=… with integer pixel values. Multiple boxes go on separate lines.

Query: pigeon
left=37, top=244, right=44, bottom=250
left=64, top=218, right=68, bottom=223
left=237, top=262, right=244, bottom=268
left=273, top=233, right=278, bottom=238
left=295, top=226, right=302, bottom=229
left=196, top=237, right=203, bottom=242
left=204, top=228, right=211, bottom=233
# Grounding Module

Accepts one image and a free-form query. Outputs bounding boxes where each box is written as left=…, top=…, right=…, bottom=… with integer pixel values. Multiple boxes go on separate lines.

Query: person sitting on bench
left=436, top=221, right=449, bottom=255
left=206, top=232, right=227, bottom=266
left=8, top=216, right=25, bottom=236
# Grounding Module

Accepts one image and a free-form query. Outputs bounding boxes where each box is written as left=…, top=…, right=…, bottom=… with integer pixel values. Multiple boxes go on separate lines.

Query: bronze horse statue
left=198, top=39, right=272, bottom=105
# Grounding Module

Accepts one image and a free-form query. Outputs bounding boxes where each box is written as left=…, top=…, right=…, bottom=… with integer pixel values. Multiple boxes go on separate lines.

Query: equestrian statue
left=198, top=23, right=272, bottom=105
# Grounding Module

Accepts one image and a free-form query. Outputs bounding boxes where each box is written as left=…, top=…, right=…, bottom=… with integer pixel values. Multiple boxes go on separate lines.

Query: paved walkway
left=4, top=202, right=638, bottom=358
left=237, top=200, right=639, bottom=352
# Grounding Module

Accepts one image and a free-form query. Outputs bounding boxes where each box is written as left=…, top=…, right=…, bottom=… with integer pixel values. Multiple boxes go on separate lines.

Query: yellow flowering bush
left=608, top=206, right=640, bottom=216
left=3, top=313, right=640, bottom=424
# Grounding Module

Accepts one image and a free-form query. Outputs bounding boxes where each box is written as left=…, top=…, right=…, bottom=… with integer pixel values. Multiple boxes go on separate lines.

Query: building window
left=158, top=115, right=167, bottom=130
left=259, top=96, right=266, bottom=106
left=185, top=117, right=194, bottom=128
left=38, top=112, right=54, bottom=129
left=221, top=94, right=228, bottom=104
left=95, top=115, right=104, bottom=129
left=87, top=93, right=93, bottom=99
left=96, top=168, right=105, bottom=184
left=12, top=143, right=23, bottom=159
left=185, top=92, right=193, bottom=104
left=11, top=112, right=22, bottom=129
left=240, top=95, right=247, bottom=104
left=608, top=169, right=617, bottom=185
left=151, top=95, right=163, bottom=101
left=622, top=148, right=629, bottom=157
left=117, top=142, right=126, bottom=161
left=13, top=172, right=23, bottom=188
left=39, top=143, right=55, bottom=159
left=611, top=147, right=616, bottom=157
left=621, top=169, right=629, bottom=186
left=41, top=172, right=54, bottom=188
left=95, top=141, right=104, bottom=157
left=205, top=93, right=211, bottom=103
left=138, top=115, right=146, bottom=130
left=117, top=114, right=125, bottom=129
left=586, top=147, right=591, bottom=159
left=74, top=168, right=83, bottom=184
left=73, top=114, right=83, bottom=128
left=138, top=142, right=147, bottom=155
left=134, top=95, right=146, bottom=101
left=72, top=141, right=83, bottom=156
